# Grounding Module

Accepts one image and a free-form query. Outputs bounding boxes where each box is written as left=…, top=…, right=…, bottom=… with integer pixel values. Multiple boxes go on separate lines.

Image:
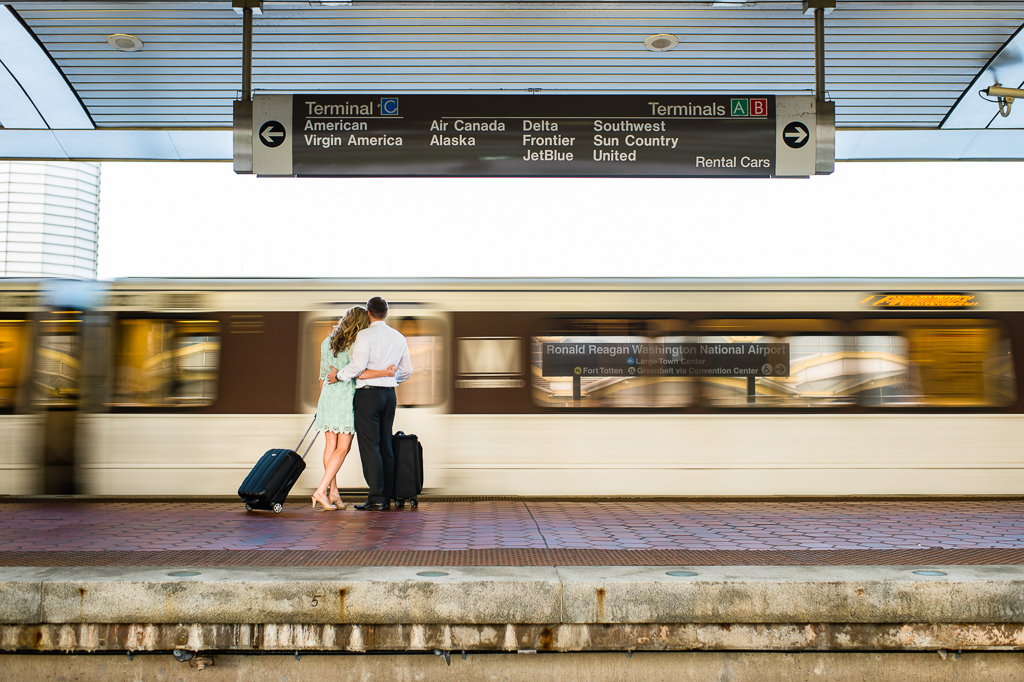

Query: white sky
left=96, top=161, right=1024, bottom=280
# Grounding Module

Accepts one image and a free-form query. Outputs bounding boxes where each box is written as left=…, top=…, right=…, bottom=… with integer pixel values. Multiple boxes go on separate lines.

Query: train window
left=456, top=337, right=525, bottom=389
left=173, top=321, right=220, bottom=405
left=0, top=321, right=29, bottom=408
left=392, top=318, right=446, bottom=406
left=693, top=319, right=854, bottom=407
left=854, top=320, right=1016, bottom=407
left=305, top=317, right=338, bottom=407
left=458, top=338, right=523, bottom=376
left=304, top=316, right=446, bottom=408
left=531, top=319, right=694, bottom=408
left=33, top=314, right=81, bottom=407
left=108, top=319, right=220, bottom=407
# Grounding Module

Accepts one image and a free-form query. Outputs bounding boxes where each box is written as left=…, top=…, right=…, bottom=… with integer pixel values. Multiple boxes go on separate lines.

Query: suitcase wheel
left=394, top=499, right=405, bottom=509
left=272, top=503, right=283, bottom=514
left=410, top=498, right=418, bottom=508
left=245, top=504, right=253, bottom=512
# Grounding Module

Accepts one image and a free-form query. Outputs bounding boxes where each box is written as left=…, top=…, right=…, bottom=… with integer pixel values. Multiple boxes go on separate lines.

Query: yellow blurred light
left=861, top=294, right=978, bottom=309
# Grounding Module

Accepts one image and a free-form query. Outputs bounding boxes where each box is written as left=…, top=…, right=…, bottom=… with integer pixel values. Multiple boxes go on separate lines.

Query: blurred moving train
left=0, top=278, right=1021, bottom=497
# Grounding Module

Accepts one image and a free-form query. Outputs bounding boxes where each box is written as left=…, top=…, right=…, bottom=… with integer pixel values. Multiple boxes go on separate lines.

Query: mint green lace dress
left=316, top=337, right=356, bottom=435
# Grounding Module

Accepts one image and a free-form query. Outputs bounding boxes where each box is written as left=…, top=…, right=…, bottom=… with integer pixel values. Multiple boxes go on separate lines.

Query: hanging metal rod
left=233, top=0, right=263, bottom=102
left=803, top=0, right=835, bottom=103
left=814, top=9, right=825, bottom=102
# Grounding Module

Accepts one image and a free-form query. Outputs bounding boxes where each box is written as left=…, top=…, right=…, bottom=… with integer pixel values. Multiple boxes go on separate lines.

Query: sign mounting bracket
left=232, top=0, right=263, bottom=174
left=804, top=0, right=836, bottom=174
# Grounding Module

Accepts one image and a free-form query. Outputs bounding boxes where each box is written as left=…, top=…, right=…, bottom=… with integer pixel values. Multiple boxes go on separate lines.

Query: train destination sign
left=540, top=342, right=791, bottom=378
left=860, top=293, right=980, bottom=310
left=248, top=94, right=822, bottom=178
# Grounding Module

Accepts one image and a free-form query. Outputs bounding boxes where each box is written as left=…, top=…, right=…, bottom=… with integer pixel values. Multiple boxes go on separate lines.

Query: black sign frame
left=291, top=94, right=777, bottom=178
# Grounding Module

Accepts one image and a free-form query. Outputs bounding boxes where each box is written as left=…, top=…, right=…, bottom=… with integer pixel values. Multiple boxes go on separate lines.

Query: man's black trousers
left=353, top=386, right=397, bottom=505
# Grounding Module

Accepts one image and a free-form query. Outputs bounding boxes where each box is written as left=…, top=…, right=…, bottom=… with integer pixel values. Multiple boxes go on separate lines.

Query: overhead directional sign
left=258, top=120, right=286, bottom=148
left=783, top=121, right=810, bottom=149
left=295, top=94, right=774, bottom=177
left=248, top=94, right=829, bottom=178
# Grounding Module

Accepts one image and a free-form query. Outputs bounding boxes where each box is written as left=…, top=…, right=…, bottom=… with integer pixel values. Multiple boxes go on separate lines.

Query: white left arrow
left=785, top=127, right=808, bottom=145
left=261, top=127, right=283, bottom=144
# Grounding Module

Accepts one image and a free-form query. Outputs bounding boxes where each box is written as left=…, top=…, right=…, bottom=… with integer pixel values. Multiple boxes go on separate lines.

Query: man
left=327, top=297, right=412, bottom=510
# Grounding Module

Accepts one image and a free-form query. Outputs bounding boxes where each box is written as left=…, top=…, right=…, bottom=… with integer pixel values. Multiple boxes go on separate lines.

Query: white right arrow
left=261, top=127, right=283, bottom=144
left=785, top=127, right=808, bottom=144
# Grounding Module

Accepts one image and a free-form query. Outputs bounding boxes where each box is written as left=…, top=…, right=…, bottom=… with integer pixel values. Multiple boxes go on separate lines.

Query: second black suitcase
left=238, top=416, right=319, bottom=513
left=392, top=431, right=423, bottom=508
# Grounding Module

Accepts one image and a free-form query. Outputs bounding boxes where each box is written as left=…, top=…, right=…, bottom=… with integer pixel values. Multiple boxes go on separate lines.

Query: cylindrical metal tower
left=0, top=161, right=100, bottom=279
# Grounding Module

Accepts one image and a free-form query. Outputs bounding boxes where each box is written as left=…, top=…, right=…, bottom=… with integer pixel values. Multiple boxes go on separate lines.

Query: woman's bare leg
left=316, top=432, right=339, bottom=497
left=318, top=432, right=353, bottom=497
left=326, top=433, right=354, bottom=507
left=330, top=435, right=344, bottom=501
left=328, top=433, right=348, bottom=503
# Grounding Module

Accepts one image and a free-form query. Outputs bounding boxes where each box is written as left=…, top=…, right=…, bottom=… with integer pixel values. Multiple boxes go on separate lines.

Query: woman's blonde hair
left=329, top=306, right=370, bottom=355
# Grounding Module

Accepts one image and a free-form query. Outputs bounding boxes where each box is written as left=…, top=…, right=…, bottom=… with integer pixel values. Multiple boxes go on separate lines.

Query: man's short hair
left=367, top=296, right=389, bottom=319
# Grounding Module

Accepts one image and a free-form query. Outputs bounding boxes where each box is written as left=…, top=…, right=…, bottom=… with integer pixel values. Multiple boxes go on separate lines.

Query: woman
left=312, top=306, right=395, bottom=511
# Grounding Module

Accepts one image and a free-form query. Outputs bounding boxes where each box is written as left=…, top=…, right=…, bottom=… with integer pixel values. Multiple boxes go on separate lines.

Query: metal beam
left=6, top=129, right=1024, bottom=163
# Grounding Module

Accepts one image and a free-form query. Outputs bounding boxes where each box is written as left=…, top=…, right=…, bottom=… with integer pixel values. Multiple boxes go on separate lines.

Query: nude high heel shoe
left=312, top=491, right=337, bottom=511
left=329, top=491, right=346, bottom=510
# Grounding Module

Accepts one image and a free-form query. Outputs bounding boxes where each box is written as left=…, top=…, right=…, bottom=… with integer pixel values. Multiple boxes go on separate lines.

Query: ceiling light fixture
left=107, top=33, right=143, bottom=52
left=644, top=34, right=678, bottom=52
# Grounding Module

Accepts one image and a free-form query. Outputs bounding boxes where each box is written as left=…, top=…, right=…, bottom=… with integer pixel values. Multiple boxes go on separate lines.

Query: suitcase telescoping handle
left=296, top=414, right=320, bottom=460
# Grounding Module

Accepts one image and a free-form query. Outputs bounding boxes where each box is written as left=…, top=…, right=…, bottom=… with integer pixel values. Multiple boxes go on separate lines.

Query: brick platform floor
left=2, top=499, right=1023, bottom=567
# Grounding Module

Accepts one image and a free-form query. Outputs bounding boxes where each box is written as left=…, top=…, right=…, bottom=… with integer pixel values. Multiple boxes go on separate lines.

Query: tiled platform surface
left=2, top=498, right=1024, bottom=567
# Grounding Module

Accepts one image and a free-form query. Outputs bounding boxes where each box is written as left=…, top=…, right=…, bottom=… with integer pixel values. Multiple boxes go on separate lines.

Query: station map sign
left=540, top=342, right=791, bottom=378
left=250, top=94, right=820, bottom=178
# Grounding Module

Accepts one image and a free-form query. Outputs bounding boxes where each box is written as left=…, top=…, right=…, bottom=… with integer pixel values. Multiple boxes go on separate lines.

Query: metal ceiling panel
left=1, top=1, right=1023, bottom=160
left=0, top=61, right=47, bottom=129
left=0, top=129, right=68, bottom=157
left=838, top=128, right=1024, bottom=159
left=0, top=4, right=93, bottom=128
left=943, top=25, right=1024, bottom=129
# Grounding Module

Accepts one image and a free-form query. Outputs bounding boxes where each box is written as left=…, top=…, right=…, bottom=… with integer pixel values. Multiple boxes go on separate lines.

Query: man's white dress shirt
left=340, top=320, right=413, bottom=388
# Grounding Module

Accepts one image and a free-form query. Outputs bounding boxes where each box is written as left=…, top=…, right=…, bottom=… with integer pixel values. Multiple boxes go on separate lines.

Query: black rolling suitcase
left=238, top=415, right=319, bottom=513
left=391, top=431, right=423, bottom=508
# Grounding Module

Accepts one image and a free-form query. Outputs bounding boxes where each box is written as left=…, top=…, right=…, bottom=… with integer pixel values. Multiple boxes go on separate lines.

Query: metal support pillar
left=803, top=0, right=836, bottom=175
left=573, top=375, right=582, bottom=406
left=746, top=376, right=756, bottom=404
left=232, top=0, right=262, bottom=174
left=241, top=6, right=253, bottom=102
left=813, top=9, right=826, bottom=104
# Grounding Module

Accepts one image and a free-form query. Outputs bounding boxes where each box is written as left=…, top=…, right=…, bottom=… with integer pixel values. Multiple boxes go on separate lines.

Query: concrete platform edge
left=6, top=651, right=1024, bottom=682
left=3, top=565, right=1024, bottom=629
